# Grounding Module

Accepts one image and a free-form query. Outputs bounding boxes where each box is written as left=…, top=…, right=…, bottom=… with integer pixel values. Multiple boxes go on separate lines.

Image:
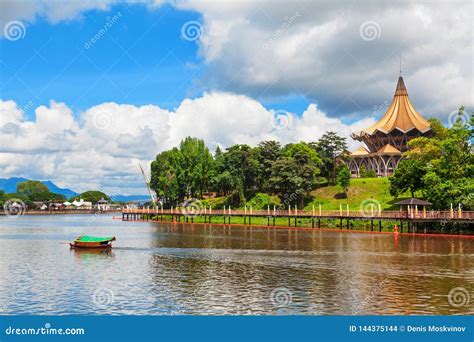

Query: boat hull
left=70, top=242, right=113, bottom=249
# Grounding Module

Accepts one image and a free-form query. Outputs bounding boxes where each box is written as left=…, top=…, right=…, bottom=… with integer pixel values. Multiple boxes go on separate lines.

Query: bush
left=246, top=193, right=281, bottom=210
left=360, top=166, right=376, bottom=178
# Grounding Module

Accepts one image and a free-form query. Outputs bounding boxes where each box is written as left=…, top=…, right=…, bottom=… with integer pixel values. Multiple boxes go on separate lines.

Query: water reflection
left=0, top=215, right=472, bottom=315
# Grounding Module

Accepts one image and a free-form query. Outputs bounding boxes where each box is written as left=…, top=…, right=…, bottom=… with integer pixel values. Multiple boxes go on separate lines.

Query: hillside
left=0, top=177, right=78, bottom=198
left=306, top=177, right=417, bottom=211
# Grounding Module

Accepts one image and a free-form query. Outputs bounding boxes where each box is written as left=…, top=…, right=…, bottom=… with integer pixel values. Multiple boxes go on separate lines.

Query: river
left=0, top=214, right=472, bottom=315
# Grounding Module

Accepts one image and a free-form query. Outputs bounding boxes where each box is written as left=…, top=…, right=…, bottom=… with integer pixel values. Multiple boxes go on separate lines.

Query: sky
left=0, top=0, right=472, bottom=195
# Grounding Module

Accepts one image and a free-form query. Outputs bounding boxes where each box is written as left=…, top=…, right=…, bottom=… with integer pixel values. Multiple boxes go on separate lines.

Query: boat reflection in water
left=70, top=247, right=115, bottom=261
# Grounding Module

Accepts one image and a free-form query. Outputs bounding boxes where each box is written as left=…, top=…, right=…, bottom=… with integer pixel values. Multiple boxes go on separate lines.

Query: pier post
left=379, top=220, right=382, bottom=232
left=371, top=219, right=374, bottom=231
left=318, top=218, right=321, bottom=228
left=244, top=206, right=247, bottom=225
left=400, top=221, right=403, bottom=233
left=340, top=217, right=342, bottom=229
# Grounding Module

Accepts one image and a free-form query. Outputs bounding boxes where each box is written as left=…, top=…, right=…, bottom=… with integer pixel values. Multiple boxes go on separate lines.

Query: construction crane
left=139, top=163, right=158, bottom=209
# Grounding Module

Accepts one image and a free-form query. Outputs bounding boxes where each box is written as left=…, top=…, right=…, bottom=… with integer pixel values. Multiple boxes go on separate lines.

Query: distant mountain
left=41, top=180, right=78, bottom=199
left=0, top=177, right=149, bottom=202
left=0, top=177, right=78, bottom=199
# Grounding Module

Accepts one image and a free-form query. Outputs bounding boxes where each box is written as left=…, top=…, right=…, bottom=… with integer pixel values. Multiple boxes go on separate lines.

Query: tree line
left=150, top=132, right=349, bottom=208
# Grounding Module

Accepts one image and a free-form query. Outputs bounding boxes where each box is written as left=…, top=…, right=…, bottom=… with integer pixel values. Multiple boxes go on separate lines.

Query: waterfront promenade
left=122, top=207, right=474, bottom=232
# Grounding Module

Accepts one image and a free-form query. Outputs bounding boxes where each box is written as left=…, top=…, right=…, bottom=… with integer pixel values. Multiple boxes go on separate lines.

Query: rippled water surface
left=0, top=214, right=472, bottom=315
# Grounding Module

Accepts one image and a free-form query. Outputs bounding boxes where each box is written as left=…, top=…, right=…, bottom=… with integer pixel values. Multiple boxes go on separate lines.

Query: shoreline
left=0, top=210, right=121, bottom=216
left=121, top=216, right=474, bottom=239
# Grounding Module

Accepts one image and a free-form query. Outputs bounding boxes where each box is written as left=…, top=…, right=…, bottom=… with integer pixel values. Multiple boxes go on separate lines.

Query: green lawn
left=306, top=177, right=417, bottom=211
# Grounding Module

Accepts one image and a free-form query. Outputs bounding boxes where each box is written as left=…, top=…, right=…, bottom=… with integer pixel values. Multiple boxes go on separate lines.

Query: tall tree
left=269, top=142, right=322, bottom=207
left=314, top=132, right=348, bottom=184
left=179, top=137, right=214, bottom=198
left=389, top=159, right=425, bottom=198
left=256, top=140, right=281, bottom=190
left=150, top=148, right=183, bottom=205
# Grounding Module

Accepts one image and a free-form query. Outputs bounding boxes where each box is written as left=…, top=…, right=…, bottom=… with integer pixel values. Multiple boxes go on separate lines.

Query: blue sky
left=0, top=1, right=471, bottom=194
left=1, top=3, right=207, bottom=117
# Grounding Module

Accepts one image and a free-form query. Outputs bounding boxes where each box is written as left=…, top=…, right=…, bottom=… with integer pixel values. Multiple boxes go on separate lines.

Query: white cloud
left=0, top=94, right=371, bottom=194
left=176, top=0, right=472, bottom=120
left=0, top=0, right=115, bottom=33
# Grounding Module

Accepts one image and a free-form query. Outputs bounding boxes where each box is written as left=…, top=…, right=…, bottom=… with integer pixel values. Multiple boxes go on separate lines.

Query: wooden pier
left=122, top=207, right=474, bottom=233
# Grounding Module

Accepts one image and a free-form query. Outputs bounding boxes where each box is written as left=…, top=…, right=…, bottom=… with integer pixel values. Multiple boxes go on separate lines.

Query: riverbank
left=122, top=213, right=474, bottom=236
left=0, top=209, right=121, bottom=216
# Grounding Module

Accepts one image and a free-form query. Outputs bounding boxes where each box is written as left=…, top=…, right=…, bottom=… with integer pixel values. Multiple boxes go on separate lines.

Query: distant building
left=346, top=76, right=432, bottom=177
left=96, top=197, right=110, bottom=211
left=32, top=201, right=48, bottom=210
left=71, top=199, right=93, bottom=210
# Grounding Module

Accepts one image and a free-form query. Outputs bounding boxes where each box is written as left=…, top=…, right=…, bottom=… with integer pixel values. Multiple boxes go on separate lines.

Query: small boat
left=70, top=236, right=116, bottom=249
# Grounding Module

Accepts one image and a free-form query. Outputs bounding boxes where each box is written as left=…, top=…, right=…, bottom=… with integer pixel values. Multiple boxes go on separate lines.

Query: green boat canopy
left=74, top=236, right=116, bottom=243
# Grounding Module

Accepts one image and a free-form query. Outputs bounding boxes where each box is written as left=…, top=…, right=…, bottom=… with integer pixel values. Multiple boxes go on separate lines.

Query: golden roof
left=361, top=77, right=431, bottom=135
left=350, top=146, right=370, bottom=156
left=376, top=144, right=401, bottom=154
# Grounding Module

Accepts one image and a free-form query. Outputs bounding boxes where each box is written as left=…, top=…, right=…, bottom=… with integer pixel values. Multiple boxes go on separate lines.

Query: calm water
left=0, top=214, right=472, bottom=315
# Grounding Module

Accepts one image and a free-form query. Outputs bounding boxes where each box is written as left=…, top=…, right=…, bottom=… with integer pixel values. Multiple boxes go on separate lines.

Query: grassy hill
left=200, top=177, right=418, bottom=211
left=306, top=177, right=417, bottom=211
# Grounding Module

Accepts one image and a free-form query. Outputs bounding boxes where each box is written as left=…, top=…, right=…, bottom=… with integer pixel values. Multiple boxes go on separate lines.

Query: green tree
left=72, top=191, right=110, bottom=204
left=218, top=144, right=260, bottom=204
left=269, top=142, right=322, bottom=207
left=150, top=148, right=182, bottom=205
left=179, top=137, right=213, bottom=198
left=256, top=140, right=281, bottom=190
left=314, top=132, right=348, bottom=184
left=337, top=166, right=351, bottom=199
left=389, top=159, right=425, bottom=198
left=17, top=180, right=49, bottom=196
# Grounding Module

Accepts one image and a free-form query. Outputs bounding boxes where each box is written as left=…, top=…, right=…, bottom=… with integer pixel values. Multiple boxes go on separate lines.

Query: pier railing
left=122, top=208, right=474, bottom=221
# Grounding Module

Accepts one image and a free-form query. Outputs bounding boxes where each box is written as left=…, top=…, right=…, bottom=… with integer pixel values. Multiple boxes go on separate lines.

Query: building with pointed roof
left=346, top=76, right=432, bottom=177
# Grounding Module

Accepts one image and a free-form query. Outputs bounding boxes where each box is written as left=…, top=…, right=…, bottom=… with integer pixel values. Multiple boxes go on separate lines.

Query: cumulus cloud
left=176, top=0, right=472, bottom=120
left=0, top=94, right=372, bottom=194
left=0, top=0, right=115, bottom=33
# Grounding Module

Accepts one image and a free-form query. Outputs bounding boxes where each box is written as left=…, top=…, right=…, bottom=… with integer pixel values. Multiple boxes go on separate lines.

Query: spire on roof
left=395, top=76, right=408, bottom=96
